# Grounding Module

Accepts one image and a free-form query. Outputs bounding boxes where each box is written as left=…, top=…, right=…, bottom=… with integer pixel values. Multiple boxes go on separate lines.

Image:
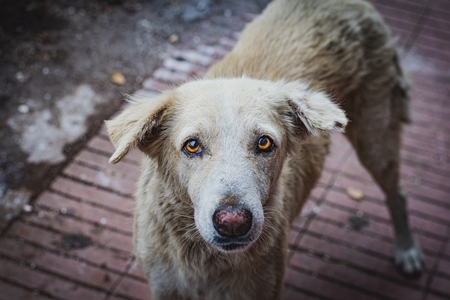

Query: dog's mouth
left=212, top=236, right=254, bottom=252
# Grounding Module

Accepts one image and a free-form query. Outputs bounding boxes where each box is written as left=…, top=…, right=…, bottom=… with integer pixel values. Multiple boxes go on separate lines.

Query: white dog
left=106, top=0, right=423, bottom=299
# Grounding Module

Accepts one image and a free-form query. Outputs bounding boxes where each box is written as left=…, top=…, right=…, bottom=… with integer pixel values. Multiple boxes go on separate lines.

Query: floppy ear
left=280, top=81, right=348, bottom=136
left=105, top=92, right=174, bottom=164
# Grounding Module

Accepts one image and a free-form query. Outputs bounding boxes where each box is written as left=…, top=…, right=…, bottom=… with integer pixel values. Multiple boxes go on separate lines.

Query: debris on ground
left=348, top=211, right=369, bottom=231
left=61, top=234, right=92, bottom=250
left=111, top=71, right=126, bottom=85
left=346, top=187, right=364, bottom=201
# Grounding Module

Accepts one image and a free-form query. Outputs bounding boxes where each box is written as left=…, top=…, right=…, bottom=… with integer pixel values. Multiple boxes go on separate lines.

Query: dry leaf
left=347, top=187, right=364, bottom=201
left=111, top=71, right=126, bottom=85
left=169, top=34, right=179, bottom=44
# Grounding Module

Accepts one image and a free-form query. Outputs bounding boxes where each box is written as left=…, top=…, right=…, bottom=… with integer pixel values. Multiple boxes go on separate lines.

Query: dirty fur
left=106, top=0, right=422, bottom=299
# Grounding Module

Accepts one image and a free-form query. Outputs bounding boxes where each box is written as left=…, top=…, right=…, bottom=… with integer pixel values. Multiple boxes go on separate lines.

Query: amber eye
left=257, top=136, right=274, bottom=152
left=183, top=139, right=202, bottom=155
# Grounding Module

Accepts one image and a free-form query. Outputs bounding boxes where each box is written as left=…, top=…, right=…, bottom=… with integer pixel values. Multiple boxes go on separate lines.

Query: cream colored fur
left=106, top=0, right=422, bottom=299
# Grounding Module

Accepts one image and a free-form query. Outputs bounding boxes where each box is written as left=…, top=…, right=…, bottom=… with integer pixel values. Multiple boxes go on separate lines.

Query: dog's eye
left=256, top=136, right=275, bottom=153
left=183, top=139, right=202, bottom=156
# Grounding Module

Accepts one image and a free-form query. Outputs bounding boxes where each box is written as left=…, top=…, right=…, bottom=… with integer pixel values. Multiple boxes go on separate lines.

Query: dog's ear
left=105, top=92, right=174, bottom=164
left=280, top=81, right=348, bottom=137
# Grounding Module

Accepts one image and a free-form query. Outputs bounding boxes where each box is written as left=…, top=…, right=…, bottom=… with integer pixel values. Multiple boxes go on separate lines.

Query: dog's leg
left=344, top=93, right=423, bottom=277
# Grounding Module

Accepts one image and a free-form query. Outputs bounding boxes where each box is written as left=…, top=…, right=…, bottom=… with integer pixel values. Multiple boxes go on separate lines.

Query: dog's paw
left=394, top=245, right=423, bottom=278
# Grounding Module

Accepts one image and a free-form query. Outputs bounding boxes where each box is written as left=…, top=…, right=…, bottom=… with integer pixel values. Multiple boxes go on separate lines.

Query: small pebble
left=18, top=104, right=30, bottom=114
left=111, top=71, right=126, bottom=85
left=23, top=204, right=33, bottom=213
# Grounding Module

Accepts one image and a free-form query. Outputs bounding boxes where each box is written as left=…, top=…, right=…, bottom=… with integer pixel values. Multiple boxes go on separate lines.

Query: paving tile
left=429, top=275, right=450, bottom=298
left=74, top=149, right=140, bottom=180
left=425, top=293, right=450, bottom=300
left=6, top=221, right=129, bottom=273
left=112, top=276, right=151, bottom=300
left=87, top=136, right=143, bottom=163
left=285, top=267, right=377, bottom=300
left=51, top=177, right=135, bottom=214
left=0, top=257, right=106, bottom=299
left=172, top=49, right=214, bottom=67
left=296, top=233, right=429, bottom=288
left=63, top=163, right=136, bottom=196
left=290, top=251, right=423, bottom=300
left=0, top=280, right=53, bottom=300
left=23, top=210, right=133, bottom=254
left=127, top=260, right=147, bottom=281
left=437, top=259, right=450, bottom=277
left=282, top=287, right=317, bottom=300
left=0, top=238, right=114, bottom=295
left=36, top=191, right=133, bottom=234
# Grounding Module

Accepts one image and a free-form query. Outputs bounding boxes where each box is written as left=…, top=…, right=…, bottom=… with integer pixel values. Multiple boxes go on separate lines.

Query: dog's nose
left=213, top=205, right=253, bottom=238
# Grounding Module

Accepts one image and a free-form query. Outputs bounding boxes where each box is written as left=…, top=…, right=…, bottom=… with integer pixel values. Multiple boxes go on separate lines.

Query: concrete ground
left=1, top=0, right=450, bottom=299
left=0, top=0, right=269, bottom=230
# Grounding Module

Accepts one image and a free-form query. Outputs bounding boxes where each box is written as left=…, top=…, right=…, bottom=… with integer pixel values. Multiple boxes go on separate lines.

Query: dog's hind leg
left=343, top=86, right=423, bottom=277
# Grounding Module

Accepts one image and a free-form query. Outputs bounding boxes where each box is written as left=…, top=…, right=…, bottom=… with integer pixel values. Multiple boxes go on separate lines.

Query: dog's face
left=106, top=78, right=346, bottom=253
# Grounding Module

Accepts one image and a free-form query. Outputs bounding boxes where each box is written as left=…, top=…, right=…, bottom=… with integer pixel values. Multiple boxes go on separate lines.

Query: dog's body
left=107, top=0, right=423, bottom=299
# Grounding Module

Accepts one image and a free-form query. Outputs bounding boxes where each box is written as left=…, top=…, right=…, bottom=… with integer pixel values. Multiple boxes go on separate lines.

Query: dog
left=106, top=0, right=423, bottom=298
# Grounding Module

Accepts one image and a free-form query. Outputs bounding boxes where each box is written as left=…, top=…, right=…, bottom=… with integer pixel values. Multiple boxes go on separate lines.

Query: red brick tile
left=339, top=152, right=374, bottom=182
left=219, top=37, right=237, bottom=49
left=163, top=57, right=206, bottom=75
left=87, top=136, right=143, bottom=163
left=445, top=242, right=450, bottom=257
left=23, top=211, right=133, bottom=254
left=142, top=78, right=172, bottom=92
left=75, top=149, right=140, bottom=179
left=127, top=260, right=147, bottom=281
left=401, top=163, right=450, bottom=189
left=172, top=50, right=213, bottom=67
left=0, top=257, right=106, bottom=299
left=112, top=276, right=151, bottom=300
left=321, top=188, right=362, bottom=214
left=372, top=2, right=422, bottom=24
left=324, top=189, right=447, bottom=237
left=437, top=259, right=450, bottom=277
left=309, top=184, right=326, bottom=200
left=196, top=44, right=229, bottom=58
left=425, top=293, right=450, bottom=300
left=0, top=280, right=52, bottom=300
left=0, top=238, right=117, bottom=292
left=7, top=221, right=129, bottom=273
left=430, top=275, right=450, bottom=298
left=297, top=233, right=429, bottom=287
left=290, top=249, right=423, bottom=299
left=36, top=191, right=133, bottom=234
left=317, top=168, right=333, bottom=186
left=152, top=67, right=189, bottom=84
left=284, top=267, right=377, bottom=300
left=51, top=177, right=135, bottom=214
left=63, top=163, right=136, bottom=196
left=307, top=217, right=394, bottom=257
left=288, top=227, right=300, bottom=245
left=403, top=134, right=450, bottom=157
left=406, top=185, right=450, bottom=217
left=315, top=202, right=442, bottom=256
left=133, top=88, right=160, bottom=99
left=282, top=287, right=316, bottom=300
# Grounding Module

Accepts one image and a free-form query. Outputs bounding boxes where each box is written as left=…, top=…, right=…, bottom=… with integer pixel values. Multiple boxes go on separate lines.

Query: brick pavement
left=1, top=0, right=450, bottom=299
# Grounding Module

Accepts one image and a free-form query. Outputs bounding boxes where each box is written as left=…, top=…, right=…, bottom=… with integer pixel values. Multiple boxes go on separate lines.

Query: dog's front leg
left=147, top=266, right=188, bottom=300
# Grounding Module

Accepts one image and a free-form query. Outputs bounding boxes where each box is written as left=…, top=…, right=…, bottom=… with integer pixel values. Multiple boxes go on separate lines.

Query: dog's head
left=106, top=78, right=347, bottom=252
